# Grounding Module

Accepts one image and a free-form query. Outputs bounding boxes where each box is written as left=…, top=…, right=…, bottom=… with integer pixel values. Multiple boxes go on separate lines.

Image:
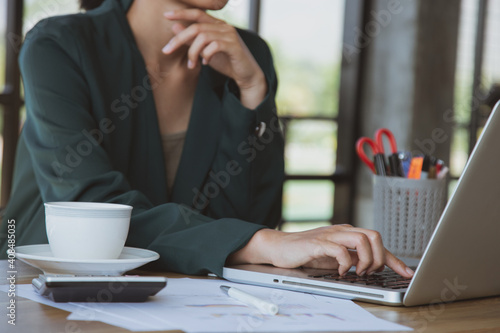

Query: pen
left=388, top=152, right=405, bottom=177
left=373, top=153, right=387, bottom=176
left=220, top=285, right=279, bottom=315
left=420, top=155, right=430, bottom=179
left=428, top=156, right=437, bottom=179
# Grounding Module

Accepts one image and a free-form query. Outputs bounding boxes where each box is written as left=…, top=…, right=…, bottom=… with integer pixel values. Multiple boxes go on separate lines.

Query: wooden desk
left=1, top=260, right=499, bottom=333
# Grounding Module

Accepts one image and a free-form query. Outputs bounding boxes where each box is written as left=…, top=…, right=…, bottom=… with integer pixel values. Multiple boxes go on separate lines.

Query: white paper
left=67, top=303, right=172, bottom=331
left=0, top=283, right=78, bottom=313
left=0, top=279, right=412, bottom=332
left=0, top=284, right=176, bottom=331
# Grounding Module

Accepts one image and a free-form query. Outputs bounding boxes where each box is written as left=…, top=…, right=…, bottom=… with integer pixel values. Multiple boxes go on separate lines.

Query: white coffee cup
left=44, top=202, right=133, bottom=260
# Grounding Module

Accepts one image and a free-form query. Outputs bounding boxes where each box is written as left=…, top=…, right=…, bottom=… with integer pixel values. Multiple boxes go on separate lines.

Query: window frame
left=248, top=0, right=365, bottom=226
left=450, top=0, right=491, bottom=185
left=1, top=0, right=23, bottom=207
left=467, top=0, right=488, bottom=156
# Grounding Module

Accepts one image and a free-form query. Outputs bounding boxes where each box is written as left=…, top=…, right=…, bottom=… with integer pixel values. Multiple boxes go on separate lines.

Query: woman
left=0, top=0, right=413, bottom=278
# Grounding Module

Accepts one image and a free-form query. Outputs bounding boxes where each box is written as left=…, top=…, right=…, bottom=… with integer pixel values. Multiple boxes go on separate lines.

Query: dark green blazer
left=0, top=0, right=284, bottom=276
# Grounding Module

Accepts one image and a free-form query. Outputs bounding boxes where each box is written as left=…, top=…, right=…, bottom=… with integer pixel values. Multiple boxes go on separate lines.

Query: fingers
left=342, top=227, right=385, bottom=275
left=187, top=31, right=233, bottom=68
left=164, top=9, right=223, bottom=24
left=200, top=40, right=225, bottom=65
left=163, top=8, right=263, bottom=93
left=319, top=225, right=413, bottom=278
left=332, top=227, right=414, bottom=278
left=162, top=21, right=239, bottom=70
left=328, top=231, right=373, bottom=276
left=304, top=251, right=359, bottom=270
left=384, top=249, right=415, bottom=278
left=163, top=23, right=228, bottom=54
left=171, top=22, right=186, bottom=35
left=320, top=243, right=353, bottom=276
left=268, top=224, right=417, bottom=280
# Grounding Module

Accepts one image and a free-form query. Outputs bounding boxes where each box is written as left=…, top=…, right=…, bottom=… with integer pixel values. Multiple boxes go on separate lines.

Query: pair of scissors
left=356, top=128, right=404, bottom=177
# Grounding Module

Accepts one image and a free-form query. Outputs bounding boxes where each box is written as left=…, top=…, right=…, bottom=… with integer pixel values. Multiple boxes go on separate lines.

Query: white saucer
left=15, top=244, right=160, bottom=276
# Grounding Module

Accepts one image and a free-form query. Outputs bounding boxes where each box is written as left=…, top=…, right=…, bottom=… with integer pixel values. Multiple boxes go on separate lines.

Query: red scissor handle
left=375, top=128, right=398, bottom=155
left=356, top=137, right=380, bottom=174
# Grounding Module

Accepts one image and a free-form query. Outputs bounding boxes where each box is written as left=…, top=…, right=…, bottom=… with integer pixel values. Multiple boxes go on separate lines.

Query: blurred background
left=1, top=0, right=500, bottom=231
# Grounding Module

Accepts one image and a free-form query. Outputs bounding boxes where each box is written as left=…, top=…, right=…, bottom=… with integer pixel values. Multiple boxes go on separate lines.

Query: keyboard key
left=309, top=269, right=413, bottom=289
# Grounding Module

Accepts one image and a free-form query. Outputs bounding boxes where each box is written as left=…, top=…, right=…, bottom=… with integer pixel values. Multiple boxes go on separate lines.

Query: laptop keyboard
left=308, top=269, right=414, bottom=289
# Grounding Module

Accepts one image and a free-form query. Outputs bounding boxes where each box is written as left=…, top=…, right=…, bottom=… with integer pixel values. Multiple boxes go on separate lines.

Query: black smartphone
left=32, top=275, right=167, bottom=302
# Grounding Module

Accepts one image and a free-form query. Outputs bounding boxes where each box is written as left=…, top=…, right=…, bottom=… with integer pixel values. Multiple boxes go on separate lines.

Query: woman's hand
left=228, top=225, right=415, bottom=278
left=163, top=9, right=267, bottom=109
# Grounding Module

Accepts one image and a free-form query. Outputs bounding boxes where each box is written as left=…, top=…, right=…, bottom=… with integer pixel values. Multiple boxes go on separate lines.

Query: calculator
left=32, top=274, right=167, bottom=302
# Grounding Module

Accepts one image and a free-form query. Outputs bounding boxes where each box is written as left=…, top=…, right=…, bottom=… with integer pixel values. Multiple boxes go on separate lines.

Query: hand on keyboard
left=228, top=225, right=415, bottom=278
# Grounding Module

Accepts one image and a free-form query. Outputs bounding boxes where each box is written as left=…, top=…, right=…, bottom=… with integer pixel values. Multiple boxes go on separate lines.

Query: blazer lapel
left=171, top=66, right=223, bottom=208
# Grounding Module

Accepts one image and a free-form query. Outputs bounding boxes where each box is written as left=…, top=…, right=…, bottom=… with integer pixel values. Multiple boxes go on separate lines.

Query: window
left=251, top=0, right=347, bottom=231
left=1, top=0, right=23, bottom=206
left=23, top=0, right=79, bottom=34
left=1, top=1, right=8, bottom=198
left=0, top=1, right=6, bottom=89
left=450, top=0, right=478, bottom=193
left=450, top=0, right=500, bottom=194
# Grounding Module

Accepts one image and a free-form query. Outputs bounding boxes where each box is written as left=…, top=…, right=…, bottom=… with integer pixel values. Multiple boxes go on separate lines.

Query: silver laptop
left=223, top=101, right=500, bottom=307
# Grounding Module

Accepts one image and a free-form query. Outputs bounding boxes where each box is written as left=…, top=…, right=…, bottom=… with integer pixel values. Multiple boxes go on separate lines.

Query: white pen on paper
left=220, top=285, right=279, bottom=315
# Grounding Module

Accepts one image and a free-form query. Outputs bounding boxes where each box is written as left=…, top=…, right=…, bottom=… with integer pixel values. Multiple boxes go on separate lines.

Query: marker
left=388, top=152, right=405, bottom=177
left=399, top=151, right=412, bottom=177
left=436, top=159, right=445, bottom=174
left=437, top=166, right=449, bottom=179
left=373, top=153, right=387, bottom=176
left=428, top=156, right=437, bottom=179
left=408, top=156, right=423, bottom=179
left=220, top=285, right=279, bottom=315
left=428, top=164, right=437, bottom=179
left=420, top=155, right=431, bottom=179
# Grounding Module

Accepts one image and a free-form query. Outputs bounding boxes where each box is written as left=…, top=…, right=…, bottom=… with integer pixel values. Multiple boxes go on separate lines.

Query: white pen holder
left=372, top=175, right=447, bottom=258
